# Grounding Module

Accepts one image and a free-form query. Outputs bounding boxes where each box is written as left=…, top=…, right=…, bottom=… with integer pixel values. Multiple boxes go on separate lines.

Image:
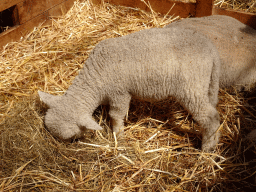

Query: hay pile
left=214, top=0, right=256, bottom=13
left=1, top=0, right=256, bottom=191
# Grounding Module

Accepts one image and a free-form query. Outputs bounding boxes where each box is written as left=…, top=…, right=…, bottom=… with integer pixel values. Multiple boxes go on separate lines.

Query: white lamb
left=39, top=26, right=221, bottom=151
left=165, top=15, right=256, bottom=90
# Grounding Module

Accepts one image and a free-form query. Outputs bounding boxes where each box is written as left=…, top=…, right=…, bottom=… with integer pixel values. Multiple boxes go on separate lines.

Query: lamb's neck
left=65, top=82, right=104, bottom=115
left=64, top=56, right=109, bottom=114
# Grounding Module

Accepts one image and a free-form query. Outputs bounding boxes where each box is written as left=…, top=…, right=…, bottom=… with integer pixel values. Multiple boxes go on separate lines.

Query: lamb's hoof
left=202, top=142, right=217, bottom=152
left=202, top=133, right=220, bottom=152
left=113, top=129, right=125, bottom=139
left=246, top=130, right=256, bottom=142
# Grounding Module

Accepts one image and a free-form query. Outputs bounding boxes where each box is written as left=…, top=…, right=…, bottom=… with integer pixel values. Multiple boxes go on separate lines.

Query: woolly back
left=74, top=26, right=219, bottom=101
left=166, top=15, right=256, bottom=89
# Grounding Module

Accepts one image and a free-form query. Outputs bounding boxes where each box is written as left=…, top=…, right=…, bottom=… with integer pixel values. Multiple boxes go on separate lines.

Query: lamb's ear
left=38, top=91, right=61, bottom=108
left=77, top=115, right=103, bottom=131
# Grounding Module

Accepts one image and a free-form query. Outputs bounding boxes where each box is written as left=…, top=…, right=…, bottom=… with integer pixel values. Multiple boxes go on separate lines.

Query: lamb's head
left=38, top=91, right=103, bottom=140
left=38, top=91, right=82, bottom=140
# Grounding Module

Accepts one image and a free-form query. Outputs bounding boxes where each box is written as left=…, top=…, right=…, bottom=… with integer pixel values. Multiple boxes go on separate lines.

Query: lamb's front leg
left=108, top=93, right=131, bottom=136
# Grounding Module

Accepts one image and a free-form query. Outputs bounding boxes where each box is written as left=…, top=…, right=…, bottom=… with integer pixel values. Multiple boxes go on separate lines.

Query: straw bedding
left=0, top=0, right=256, bottom=191
left=214, top=0, right=256, bottom=13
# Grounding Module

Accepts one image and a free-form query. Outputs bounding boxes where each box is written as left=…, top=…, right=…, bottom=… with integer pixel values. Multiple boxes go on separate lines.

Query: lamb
left=39, top=26, right=221, bottom=151
left=165, top=15, right=256, bottom=90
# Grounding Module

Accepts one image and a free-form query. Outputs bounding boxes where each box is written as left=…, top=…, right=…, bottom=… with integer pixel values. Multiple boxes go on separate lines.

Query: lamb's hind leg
left=202, top=59, right=220, bottom=150
left=184, top=95, right=220, bottom=151
left=200, top=105, right=220, bottom=151
left=195, top=104, right=220, bottom=151
left=108, top=93, right=131, bottom=135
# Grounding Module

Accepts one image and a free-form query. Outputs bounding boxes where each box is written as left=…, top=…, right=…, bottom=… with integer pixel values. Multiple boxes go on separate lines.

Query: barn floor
left=0, top=0, right=256, bottom=191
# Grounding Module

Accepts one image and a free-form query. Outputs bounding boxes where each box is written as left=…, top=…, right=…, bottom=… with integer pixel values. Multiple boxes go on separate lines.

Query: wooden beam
left=0, top=0, right=23, bottom=12
left=17, top=0, right=66, bottom=25
left=213, top=7, right=256, bottom=29
left=195, top=0, right=213, bottom=17
left=92, top=0, right=196, bottom=18
left=48, top=0, right=76, bottom=17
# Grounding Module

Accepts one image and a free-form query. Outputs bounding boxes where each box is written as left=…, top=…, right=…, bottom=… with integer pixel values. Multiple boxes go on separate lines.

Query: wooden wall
left=92, top=0, right=256, bottom=29
left=0, top=0, right=76, bottom=49
left=91, top=0, right=213, bottom=18
left=0, top=0, right=256, bottom=49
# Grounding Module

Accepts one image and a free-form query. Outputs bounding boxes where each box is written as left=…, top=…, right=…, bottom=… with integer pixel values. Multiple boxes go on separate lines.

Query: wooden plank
left=195, top=0, right=213, bottom=17
left=0, top=0, right=76, bottom=49
left=213, top=7, right=256, bottom=29
left=0, top=13, right=48, bottom=49
left=17, top=0, right=65, bottom=25
left=48, top=0, right=76, bottom=16
left=0, top=0, right=23, bottom=12
left=92, top=0, right=196, bottom=18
